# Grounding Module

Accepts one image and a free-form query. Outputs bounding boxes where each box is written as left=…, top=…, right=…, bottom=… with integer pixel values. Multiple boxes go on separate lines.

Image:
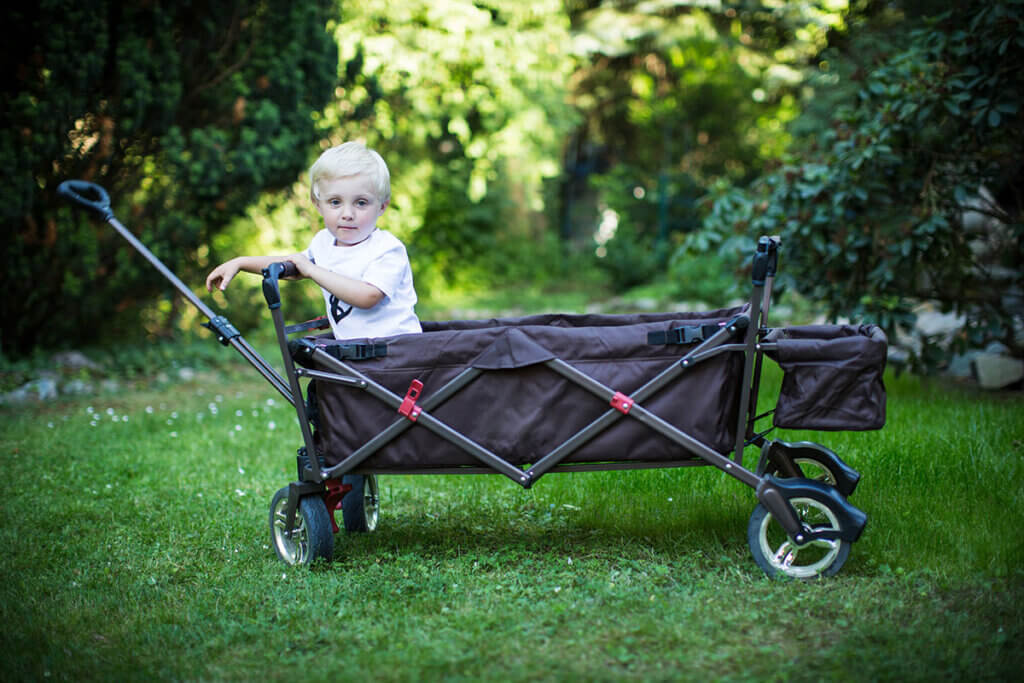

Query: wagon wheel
left=747, top=496, right=851, bottom=579
left=341, top=474, right=380, bottom=533
left=269, top=487, right=334, bottom=566
left=766, top=455, right=840, bottom=488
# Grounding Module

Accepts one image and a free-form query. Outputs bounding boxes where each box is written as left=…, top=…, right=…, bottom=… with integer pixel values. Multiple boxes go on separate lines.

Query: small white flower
left=170, top=431, right=178, bottom=438
left=235, top=489, right=245, bottom=497
left=106, top=408, right=115, bottom=416
left=266, top=398, right=276, bottom=407
left=268, top=421, right=276, bottom=431
left=238, top=466, right=245, bottom=475
left=234, top=424, right=242, bottom=432
left=236, top=410, right=244, bottom=418
left=47, top=422, right=54, bottom=429
left=145, top=406, right=154, bottom=414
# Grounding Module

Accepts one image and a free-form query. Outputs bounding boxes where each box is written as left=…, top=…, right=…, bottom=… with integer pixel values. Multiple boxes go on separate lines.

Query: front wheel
left=748, top=497, right=851, bottom=579
left=766, top=456, right=840, bottom=488
left=270, top=487, right=334, bottom=566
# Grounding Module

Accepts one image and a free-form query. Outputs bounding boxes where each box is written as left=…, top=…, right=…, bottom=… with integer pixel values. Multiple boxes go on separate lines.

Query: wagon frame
left=59, top=180, right=879, bottom=579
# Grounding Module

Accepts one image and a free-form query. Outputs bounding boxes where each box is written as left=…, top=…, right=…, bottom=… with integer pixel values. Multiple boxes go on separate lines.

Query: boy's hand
left=206, top=260, right=240, bottom=292
left=287, top=253, right=315, bottom=278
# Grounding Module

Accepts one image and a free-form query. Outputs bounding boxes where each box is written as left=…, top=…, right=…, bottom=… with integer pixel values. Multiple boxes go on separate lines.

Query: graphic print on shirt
left=329, top=294, right=353, bottom=324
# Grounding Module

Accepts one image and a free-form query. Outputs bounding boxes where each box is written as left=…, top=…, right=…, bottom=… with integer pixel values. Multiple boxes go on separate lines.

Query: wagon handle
left=57, top=180, right=114, bottom=221
left=57, top=179, right=297, bottom=406
left=751, top=235, right=780, bottom=286
left=262, top=261, right=299, bottom=310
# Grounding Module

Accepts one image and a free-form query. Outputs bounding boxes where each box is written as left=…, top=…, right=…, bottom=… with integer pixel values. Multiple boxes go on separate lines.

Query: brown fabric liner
left=764, top=324, right=888, bottom=431
left=308, top=307, right=748, bottom=469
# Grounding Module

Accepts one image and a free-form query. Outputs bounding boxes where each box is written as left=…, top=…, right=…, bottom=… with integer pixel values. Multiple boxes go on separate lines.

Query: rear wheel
left=748, top=497, right=850, bottom=579
left=269, top=487, right=334, bottom=566
left=342, top=474, right=380, bottom=532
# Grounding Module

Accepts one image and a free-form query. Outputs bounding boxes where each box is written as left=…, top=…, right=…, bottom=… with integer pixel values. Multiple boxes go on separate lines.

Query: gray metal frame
left=262, top=236, right=864, bottom=543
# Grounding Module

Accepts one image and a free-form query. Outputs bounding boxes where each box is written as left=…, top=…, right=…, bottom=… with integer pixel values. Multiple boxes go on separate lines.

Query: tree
left=313, top=0, right=578, bottom=297
left=1, top=0, right=339, bottom=357
left=561, top=0, right=850, bottom=286
left=692, top=0, right=1023, bottom=367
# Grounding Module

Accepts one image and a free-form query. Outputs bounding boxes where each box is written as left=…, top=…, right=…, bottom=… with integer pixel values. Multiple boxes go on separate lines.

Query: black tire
left=767, top=454, right=841, bottom=488
left=747, top=497, right=851, bottom=579
left=341, top=474, right=379, bottom=533
left=269, top=487, right=334, bottom=566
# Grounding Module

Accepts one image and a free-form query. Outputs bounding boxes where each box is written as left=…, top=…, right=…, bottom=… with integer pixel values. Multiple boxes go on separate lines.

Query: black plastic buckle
left=203, top=315, right=241, bottom=346
left=648, top=324, right=719, bottom=346
left=331, top=342, right=388, bottom=361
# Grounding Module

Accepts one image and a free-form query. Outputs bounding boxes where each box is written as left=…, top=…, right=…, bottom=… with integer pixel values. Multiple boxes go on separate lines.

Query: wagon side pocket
left=766, top=324, right=888, bottom=431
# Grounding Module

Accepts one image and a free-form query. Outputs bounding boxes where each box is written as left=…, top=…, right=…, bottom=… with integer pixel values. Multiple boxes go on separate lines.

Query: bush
left=692, top=1, right=1024, bottom=368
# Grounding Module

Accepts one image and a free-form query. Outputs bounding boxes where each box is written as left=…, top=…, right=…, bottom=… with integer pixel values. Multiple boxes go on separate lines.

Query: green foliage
left=565, top=1, right=840, bottom=187
left=1, top=0, right=339, bottom=357
left=692, top=0, right=1024, bottom=366
left=316, top=0, right=578, bottom=296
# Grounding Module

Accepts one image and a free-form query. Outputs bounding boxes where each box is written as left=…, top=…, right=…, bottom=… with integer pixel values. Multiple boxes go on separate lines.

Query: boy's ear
left=379, top=199, right=390, bottom=213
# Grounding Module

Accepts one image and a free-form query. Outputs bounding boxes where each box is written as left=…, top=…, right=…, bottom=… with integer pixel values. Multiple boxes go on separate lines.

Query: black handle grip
left=57, top=180, right=114, bottom=221
left=261, top=261, right=299, bottom=310
left=751, top=236, right=780, bottom=286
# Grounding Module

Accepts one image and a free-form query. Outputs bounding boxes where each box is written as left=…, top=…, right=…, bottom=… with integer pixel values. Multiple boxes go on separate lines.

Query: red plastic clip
left=324, top=479, right=354, bottom=533
left=398, top=379, right=424, bottom=422
left=610, top=391, right=634, bottom=414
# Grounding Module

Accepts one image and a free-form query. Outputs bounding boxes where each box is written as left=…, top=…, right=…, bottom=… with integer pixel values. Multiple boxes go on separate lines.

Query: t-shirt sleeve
left=361, top=243, right=411, bottom=299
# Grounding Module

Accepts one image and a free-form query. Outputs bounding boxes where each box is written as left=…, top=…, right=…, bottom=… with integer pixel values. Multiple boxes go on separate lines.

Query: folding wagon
left=60, top=180, right=887, bottom=579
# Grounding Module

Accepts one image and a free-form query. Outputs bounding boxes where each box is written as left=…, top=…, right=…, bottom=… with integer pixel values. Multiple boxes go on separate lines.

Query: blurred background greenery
left=3, top=0, right=1021, bottom=369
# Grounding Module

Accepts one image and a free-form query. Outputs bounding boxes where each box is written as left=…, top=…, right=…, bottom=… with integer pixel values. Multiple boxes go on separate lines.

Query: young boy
left=206, top=142, right=421, bottom=339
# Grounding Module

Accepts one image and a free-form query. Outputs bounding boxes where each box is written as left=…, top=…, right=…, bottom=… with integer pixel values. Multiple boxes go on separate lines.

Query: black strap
left=648, top=323, right=724, bottom=346
left=324, top=342, right=388, bottom=361
left=285, top=316, right=331, bottom=335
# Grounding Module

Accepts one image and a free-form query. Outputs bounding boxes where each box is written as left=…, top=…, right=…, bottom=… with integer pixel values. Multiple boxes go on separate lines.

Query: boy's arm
left=206, top=255, right=292, bottom=292
left=288, top=253, right=385, bottom=309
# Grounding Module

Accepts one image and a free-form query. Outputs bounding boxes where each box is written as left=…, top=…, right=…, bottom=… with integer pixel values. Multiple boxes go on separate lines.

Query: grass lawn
left=2, top=345, right=1022, bottom=681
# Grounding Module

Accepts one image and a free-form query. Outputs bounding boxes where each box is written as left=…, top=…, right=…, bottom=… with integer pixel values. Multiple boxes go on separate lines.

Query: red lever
left=398, top=379, right=424, bottom=421
left=610, top=391, right=634, bottom=414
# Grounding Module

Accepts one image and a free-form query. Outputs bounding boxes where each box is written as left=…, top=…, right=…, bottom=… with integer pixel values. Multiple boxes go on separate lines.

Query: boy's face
left=314, top=175, right=388, bottom=246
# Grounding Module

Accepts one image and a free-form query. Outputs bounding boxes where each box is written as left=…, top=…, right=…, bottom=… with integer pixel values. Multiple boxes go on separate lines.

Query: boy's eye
left=356, top=199, right=369, bottom=207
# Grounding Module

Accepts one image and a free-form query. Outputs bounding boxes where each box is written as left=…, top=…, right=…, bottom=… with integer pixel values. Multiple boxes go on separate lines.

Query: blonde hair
left=309, top=142, right=391, bottom=205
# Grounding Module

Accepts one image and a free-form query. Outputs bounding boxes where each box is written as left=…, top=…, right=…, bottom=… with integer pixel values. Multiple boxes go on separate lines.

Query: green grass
left=2, top=357, right=1022, bottom=681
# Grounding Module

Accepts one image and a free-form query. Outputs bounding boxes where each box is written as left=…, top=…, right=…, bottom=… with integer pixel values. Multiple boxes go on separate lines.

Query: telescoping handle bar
left=57, top=180, right=296, bottom=405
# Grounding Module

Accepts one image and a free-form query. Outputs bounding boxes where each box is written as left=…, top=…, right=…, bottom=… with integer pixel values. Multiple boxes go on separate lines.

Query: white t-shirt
left=305, top=228, right=421, bottom=340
